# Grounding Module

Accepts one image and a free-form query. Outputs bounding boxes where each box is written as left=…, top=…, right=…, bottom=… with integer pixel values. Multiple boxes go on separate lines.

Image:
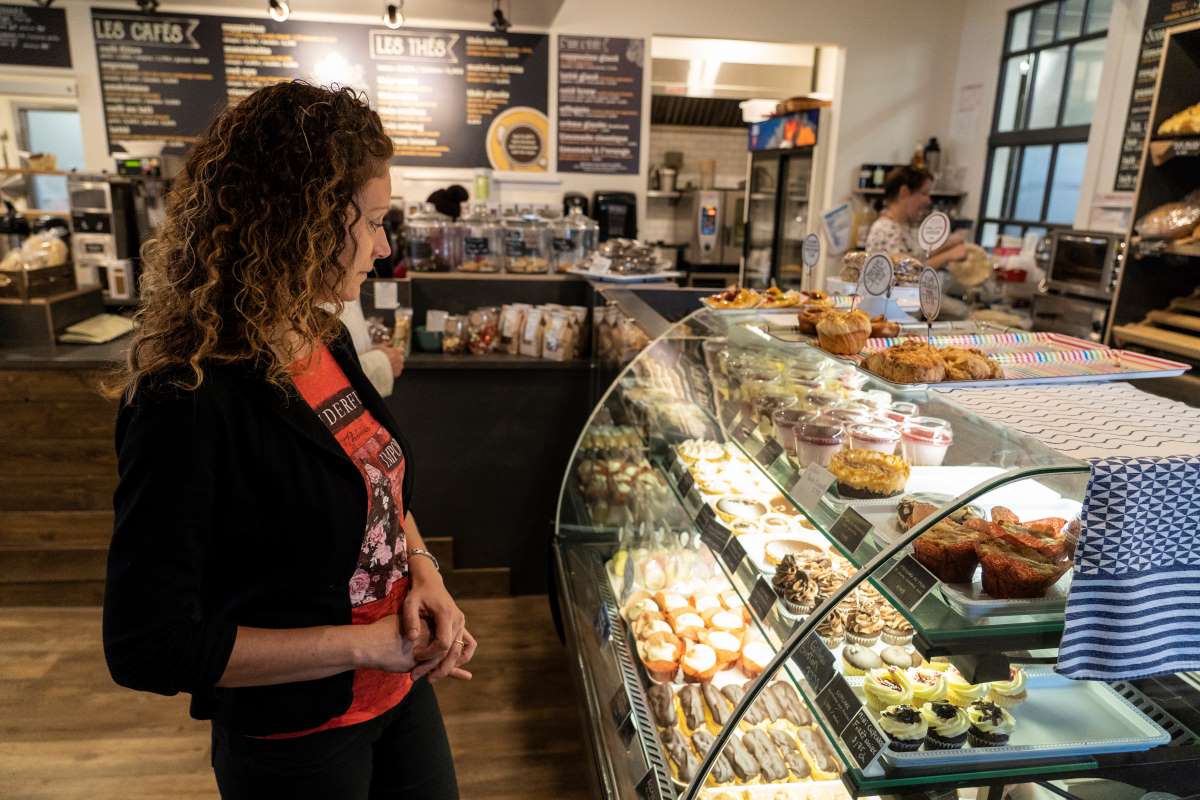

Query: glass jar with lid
left=457, top=203, right=502, bottom=273
left=502, top=206, right=551, bottom=273
left=550, top=206, right=598, bottom=273
left=442, top=314, right=467, bottom=354
left=404, top=203, right=451, bottom=272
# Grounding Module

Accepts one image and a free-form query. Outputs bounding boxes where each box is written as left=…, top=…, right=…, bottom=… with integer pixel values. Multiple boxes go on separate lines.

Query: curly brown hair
left=110, top=81, right=393, bottom=401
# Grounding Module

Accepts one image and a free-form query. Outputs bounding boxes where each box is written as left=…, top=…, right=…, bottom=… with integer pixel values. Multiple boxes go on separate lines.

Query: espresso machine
left=68, top=174, right=159, bottom=301
left=591, top=191, right=637, bottom=241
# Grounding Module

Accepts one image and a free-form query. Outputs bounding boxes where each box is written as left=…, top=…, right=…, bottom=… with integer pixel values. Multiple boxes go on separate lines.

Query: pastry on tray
left=771, top=681, right=813, bottom=726
left=668, top=607, right=706, bottom=640
left=795, top=726, right=841, bottom=777
left=912, top=518, right=983, bottom=583
left=690, top=729, right=735, bottom=783
left=681, top=641, right=720, bottom=683
left=986, top=667, right=1028, bottom=709
left=880, top=645, right=915, bottom=669
left=661, top=727, right=699, bottom=783
left=879, top=605, right=915, bottom=646
left=646, top=683, right=676, bottom=728
left=796, top=303, right=832, bottom=334
left=879, top=703, right=927, bottom=752
left=739, top=640, right=773, bottom=678
left=763, top=538, right=823, bottom=566
left=703, top=607, right=747, bottom=636
left=862, top=339, right=947, bottom=383
left=720, top=683, right=767, bottom=726
left=758, top=286, right=803, bottom=308
left=829, top=448, right=910, bottom=499
left=768, top=728, right=813, bottom=779
left=909, top=666, right=949, bottom=704
left=723, top=734, right=762, bottom=783
left=944, top=668, right=990, bottom=707
left=845, top=605, right=884, bottom=647
left=713, top=496, right=768, bottom=525
left=701, top=629, right=743, bottom=669
left=817, top=608, right=846, bottom=649
left=803, top=289, right=833, bottom=305
left=677, top=683, right=707, bottom=734
left=743, top=728, right=789, bottom=781
left=941, top=346, right=1004, bottom=381
left=638, top=631, right=683, bottom=683
left=870, top=315, right=902, bottom=339
left=816, top=309, right=872, bottom=355
left=864, top=666, right=914, bottom=712
left=965, top=699, right=1016, bottom=747
left=772, top=555, right=821, bottom=615
left=975, top=530, right=1072, bottom=598
left=921, top=700, right=970, bottom=750
left=703, top=286, right=760, bottom=309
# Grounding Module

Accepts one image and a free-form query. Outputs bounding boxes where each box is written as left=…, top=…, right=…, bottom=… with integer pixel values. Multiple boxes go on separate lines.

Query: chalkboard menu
left=1114, top=0, right=1200, bottom=191
left=0, top=4, right=70, bottom=68
left=557, top=35, right=643, bottom=174
left=91, top=9, right=549, bottom=169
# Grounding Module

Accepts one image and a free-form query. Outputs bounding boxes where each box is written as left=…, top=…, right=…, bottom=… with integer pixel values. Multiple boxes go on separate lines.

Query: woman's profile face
left=337, top=172, right=393, bottom=302
left=898, top=179, right=933, bottom=222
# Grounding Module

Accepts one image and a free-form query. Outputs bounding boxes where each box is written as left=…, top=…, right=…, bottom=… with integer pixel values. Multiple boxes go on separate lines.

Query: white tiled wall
left=643, top=125, right=748, bottom=245
left=648, top=125, right=749, bottom=190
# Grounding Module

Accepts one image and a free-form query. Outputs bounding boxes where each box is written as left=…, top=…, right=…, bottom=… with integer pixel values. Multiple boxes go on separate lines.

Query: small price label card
left=791, top=463, right=834, bottom=513
left=829, top=507, right=873, bottom=553
left=749, top=576, right=777, bottom=622
left=720, top=534, right=747, bottom=574
left=880, top=554, right=939, bottom=611
left=792, top=632, right=836, bottom=692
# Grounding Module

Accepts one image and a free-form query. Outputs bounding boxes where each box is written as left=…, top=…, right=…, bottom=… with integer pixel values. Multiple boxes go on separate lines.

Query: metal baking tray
left=766, top=327, right=1190, bottom=391
left=846, top=669, right=1171, bottom=770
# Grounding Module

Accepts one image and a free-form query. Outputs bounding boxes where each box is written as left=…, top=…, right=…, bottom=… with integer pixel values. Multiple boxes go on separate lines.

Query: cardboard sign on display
left=918, top=211, right=951, bottom=254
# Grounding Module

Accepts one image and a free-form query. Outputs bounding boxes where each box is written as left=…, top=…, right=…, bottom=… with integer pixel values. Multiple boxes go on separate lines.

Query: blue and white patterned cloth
left=940, top=384, right=1200, bottom=680
left=1056, top=455, right=1200, bottom=680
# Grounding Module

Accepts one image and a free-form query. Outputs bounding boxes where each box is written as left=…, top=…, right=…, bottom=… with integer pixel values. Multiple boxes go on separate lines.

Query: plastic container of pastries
left=739, top=640, right=774, bottom=679
left=668, top=607, right=707, bottom=640
left=829, top=448, right=910, bottom=499
left=638, top=631, right=683, bottom=683
left=681, top=640, right=720, bottom=683
left=712, top=496, right=768, bottom=525
left=864, top=666, right=914, bottom=712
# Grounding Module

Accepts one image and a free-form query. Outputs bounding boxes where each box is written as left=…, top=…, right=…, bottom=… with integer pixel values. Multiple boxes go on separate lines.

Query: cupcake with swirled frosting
left=985, top=667, right=1028, bottom=709
left=945, top=668, right=990, bottom=707
left=966, top=700, right=1016, bottom=747
left=909, top=667, right=948, bottom=704
left=864, top=666, right=913, bottom=712
left=879, top=704, right=927, bottom=752
left=920, top=700, right=970, bottom=750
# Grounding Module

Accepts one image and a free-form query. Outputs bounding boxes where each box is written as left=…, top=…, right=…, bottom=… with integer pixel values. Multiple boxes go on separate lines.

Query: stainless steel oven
left=1045, top=230, right=1125, bottom=301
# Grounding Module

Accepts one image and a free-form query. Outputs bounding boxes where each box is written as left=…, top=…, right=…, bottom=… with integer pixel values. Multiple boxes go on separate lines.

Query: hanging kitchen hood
left=650, top=95, right=747, bottom=128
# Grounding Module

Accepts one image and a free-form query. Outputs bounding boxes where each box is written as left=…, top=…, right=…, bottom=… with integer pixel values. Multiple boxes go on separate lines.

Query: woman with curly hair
left=102, top=81, right=471, bottom=799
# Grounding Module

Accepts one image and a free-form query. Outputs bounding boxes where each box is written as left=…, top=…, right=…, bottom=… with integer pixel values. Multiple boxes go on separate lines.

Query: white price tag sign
left=802, top=233, right=821, bottom=268
left=861, top=254, right=894, bottom=297
left=919, top=267, right=942, bottom=323
left=918, top=211, right=951, bottom=253
left=374, top=280, right=399, bottom=310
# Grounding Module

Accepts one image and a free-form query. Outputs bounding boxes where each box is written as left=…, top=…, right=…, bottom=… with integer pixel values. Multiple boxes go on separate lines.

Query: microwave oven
left=1045, top=230, right=1125, bottom=301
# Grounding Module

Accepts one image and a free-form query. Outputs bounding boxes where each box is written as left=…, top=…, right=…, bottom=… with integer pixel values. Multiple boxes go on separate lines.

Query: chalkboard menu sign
left=90, top=9, right=549, bottom=169
left=557, top=35, right=643, bottom=174
left=0, top=4, right=70, bottom=68
left=1114, top=0, right=1200, bottom=190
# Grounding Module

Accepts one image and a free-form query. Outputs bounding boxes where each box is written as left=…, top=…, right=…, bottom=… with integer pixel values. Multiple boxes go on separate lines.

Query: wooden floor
left=0, top=596, right=589, bottom=800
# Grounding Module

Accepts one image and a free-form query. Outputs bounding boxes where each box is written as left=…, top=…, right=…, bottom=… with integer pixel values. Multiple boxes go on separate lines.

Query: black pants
left=212, top=678, right=458, bottom=799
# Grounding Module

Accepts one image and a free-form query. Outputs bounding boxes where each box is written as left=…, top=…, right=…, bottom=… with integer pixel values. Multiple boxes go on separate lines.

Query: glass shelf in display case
left=553, top=308, right=1198, bottom=799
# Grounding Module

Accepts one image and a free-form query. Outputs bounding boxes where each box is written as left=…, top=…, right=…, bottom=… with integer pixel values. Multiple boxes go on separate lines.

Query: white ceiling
left=129, top=0, right=567, bottom=28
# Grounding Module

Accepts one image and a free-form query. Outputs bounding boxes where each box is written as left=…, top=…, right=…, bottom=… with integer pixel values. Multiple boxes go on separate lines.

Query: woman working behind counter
left=866, top=165, right=968, bottom=268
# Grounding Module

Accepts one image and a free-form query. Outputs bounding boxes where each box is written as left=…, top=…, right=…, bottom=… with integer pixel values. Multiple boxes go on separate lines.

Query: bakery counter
left=405, top=352, right=590, bottom=370
left=553, top=307, right=1200, bottom=799
left=0, top=335, right=130, bottom=371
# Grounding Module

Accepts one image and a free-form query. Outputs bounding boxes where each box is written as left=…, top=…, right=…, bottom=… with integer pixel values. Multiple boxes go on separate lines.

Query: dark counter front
left=0, top=334, right=590, bottom=601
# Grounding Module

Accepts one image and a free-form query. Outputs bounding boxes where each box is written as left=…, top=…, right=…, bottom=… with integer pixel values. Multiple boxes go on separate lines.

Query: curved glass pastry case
left=552, top=308, right=1200, bottom=799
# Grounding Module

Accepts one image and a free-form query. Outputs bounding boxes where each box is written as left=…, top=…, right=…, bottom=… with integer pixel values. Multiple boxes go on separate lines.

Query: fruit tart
left=703, top=286, right=760, bottom=309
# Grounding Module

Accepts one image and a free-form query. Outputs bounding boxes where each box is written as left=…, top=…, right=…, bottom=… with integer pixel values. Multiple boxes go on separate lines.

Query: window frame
left=977, top=0, right=1108, bottom=245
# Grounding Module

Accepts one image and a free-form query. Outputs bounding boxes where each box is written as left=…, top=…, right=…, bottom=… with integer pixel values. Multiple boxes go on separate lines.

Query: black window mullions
left=1040, top=144, right=1061, bottom=222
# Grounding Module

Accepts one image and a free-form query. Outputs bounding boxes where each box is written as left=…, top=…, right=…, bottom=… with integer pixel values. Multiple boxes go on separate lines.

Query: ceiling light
left=383, top=1, right=404, bottom=28
left=491, top=0, right=510, bottom=33
left=268, top=0, right=289, bottom=22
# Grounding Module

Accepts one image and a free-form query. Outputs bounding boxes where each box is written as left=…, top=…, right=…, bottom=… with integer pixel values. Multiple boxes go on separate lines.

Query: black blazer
left=103, top=326, right=414, bottom=736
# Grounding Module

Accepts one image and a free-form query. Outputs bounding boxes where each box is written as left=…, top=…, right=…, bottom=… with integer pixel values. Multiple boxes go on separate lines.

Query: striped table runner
left=939, top=383, right=1200, bottom=680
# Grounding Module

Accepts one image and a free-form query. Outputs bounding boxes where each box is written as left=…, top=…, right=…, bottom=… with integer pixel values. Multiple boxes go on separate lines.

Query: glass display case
left=553, top=308, right=1200, bottom=799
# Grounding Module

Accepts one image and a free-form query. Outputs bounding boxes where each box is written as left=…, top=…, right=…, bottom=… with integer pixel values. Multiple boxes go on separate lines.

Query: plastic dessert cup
left=901, top=417, right=953, bottom=466
left=796, top=420, right=845, bottom=467
left=849, top=423, right=902, bottom=455
left=773, top=407, right=817, bottom=453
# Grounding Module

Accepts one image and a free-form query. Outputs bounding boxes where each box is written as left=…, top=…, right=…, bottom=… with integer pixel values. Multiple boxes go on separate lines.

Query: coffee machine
left=563, top=191, right=588, bottom=218
left=69, top=174, right=156, bottom=301
left=591, top=191, right=637, bottom=241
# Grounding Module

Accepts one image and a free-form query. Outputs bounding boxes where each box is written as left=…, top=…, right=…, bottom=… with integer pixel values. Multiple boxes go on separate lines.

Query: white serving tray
left=566, top=266, right=683, bottom=283
left=937, top=568, right=1072, bottom=618
left=846, top=669, right=1170, bottom=769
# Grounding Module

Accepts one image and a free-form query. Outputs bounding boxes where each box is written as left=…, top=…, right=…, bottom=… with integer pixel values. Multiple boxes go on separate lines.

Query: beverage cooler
left=741, top=110, right=820, bottom=291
